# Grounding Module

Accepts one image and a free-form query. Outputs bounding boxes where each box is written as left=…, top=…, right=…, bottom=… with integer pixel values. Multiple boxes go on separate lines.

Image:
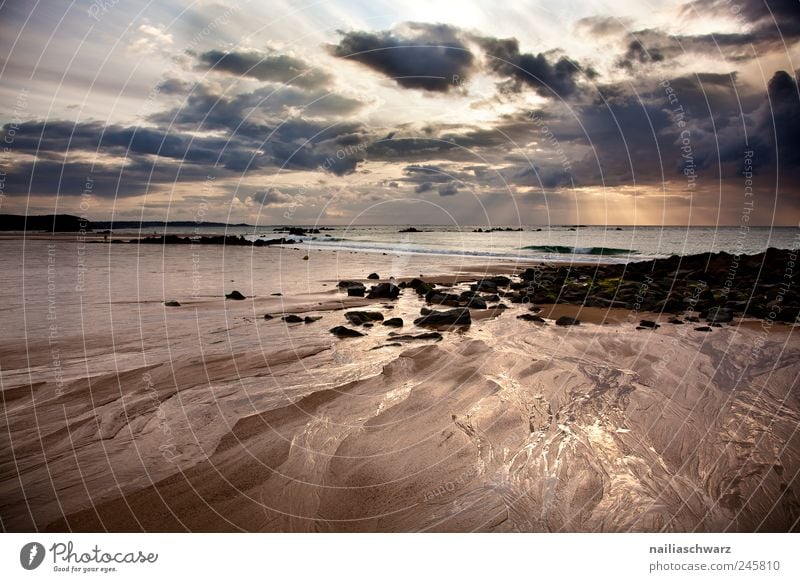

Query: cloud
left=328, top=22, right=476, bottom=92
left=253, top=187, right=294, bottom=205
left=476, top=36, right=587, bottom=96
left=438, top=182, right=459, bottom=196
left=197, top=49, right=332, bottom=89
left=575, top=16, right=633, bottom=37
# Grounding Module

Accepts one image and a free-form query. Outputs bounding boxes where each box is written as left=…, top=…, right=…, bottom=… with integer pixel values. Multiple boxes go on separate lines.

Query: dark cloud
left=620, top=1, right=800, bottom=69
left=328, top=23, right=475, bottom=92
left=150, top=83, right=363, bottom=131
left=477, top=36, right=585, bottom=97
left=759, top=70, right=800, bottom=167
left=197, top=49, right=332, bottom=89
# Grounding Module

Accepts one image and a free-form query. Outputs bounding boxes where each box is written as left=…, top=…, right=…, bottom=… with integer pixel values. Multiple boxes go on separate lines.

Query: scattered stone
left=225, top=290, right=246, bottom=300
left=555, top=316, right=580, bottom=327
left=638, top=320, right=660, bottom=329
left=304, top=316, right=323, bottom=324
left=330, top=326, right=365, bottom=338
left=382, top=318, right=404, bottom=327
left=164, top=300, right=181, bottom=307
left=694, top=326, right=713, bottom=332
left=414, top=308, right=471, bottom=327
left=263, top=314, right=274, bottom=320
left=283, top=314, right=303, bottom=323
left=345, top=311, right=385, bottom=326
left=668, top=318, right=684, bottom=324
left=367, top=273, right=380, bottom=279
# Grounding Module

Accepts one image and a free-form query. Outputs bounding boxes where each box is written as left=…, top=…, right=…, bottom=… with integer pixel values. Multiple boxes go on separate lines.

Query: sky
left=0, top=0, right=799, bottom=226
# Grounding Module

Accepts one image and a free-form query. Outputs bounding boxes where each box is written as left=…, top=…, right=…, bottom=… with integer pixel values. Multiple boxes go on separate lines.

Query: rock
left=304, top=316, right=323, bottom=324
left=638, top=320, right=660, bottom=329
left=225, top=290, right=246, bottom=300
left=382, top=318, right=404, bottom=327
left=388, top=332, right=443, bottom=341
left=283, top=314, right=303, bottom=323
left=493, top=303, right=508, bottom=309
left=414, top=308, right=471, bottom=327
left=367, top=282, right=400, bottom=299
left=668, top=318, right=684, bottom=324
left=517, top=314, right=546, bottom=323
left=705, top=306, right=733, bottom=324
left=406, top=278, right=425, bottom=289
left=347, top=286, right=366, bottom=297
left=338, top=280, right=364, bottom=288
left=164, top=300, right=181, bottom=307
left=330, top=326, right=365, bottom=338
left=302, top=256, right=309, bottom=260
left=555, top=316, right=580, bottom=326
left=399, top=227, right=420, bottom=233
left=415, top=282, right=436, bottom=295
left=466, top=297, right=488, bottom=309
left=694, top=326, right=713, bottom=332
left=367, top=273, right=380, bottom=279
left=271, top=292, right=282, bottom=296
left=263, top=314, right=274, bottom=320
left=345, top=311, right=385, bottom=326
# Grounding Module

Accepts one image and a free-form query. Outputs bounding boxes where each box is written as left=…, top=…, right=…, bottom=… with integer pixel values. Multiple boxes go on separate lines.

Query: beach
left=1, top=237, right=798, bottom=532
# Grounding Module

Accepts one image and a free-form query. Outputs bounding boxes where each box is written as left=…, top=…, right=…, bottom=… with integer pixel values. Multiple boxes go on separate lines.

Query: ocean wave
left=521, top=245, right=636, bottom=256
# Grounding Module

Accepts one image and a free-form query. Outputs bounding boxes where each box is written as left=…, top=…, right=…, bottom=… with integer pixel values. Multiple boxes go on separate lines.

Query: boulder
left=694, top=326, right=712, bottom=332
left=466, top=297, right=487, bottom=309
left=225, top=290, right=246, bottom=300
left=555, top=316, right=580, bottom=326
left=368, top=282, right=400, bottom=299
left=164, top=300, right=181, bottom=307
left=367, top=273, right=380, bottom=280
left=382, top=318, right=404, bottom=327
left=330, top=326, right=365, bottom=338
left=345, top=311, right=385, bottom=326
left=638, top=320, right=660, bottom=329
left=414, top=308, right=471, bottom=327
left=283, top=314, right=303, bottom=323
left=338, top=280, right=364, bottom=289
left=347, top=286, right=366, bottom=297
left=304, top=316, right=323, bottom=324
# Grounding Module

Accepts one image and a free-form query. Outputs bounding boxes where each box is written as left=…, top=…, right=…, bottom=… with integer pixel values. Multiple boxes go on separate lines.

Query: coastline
left=0, top=239, right=798, bottom=532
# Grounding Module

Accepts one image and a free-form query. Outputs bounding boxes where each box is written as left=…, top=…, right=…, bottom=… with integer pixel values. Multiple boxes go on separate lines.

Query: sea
left=110, top=225, right=800, bottom=264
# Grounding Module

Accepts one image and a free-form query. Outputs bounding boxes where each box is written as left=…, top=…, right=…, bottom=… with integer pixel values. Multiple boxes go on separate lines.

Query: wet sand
left=1, top=239, right=798, bottom=532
